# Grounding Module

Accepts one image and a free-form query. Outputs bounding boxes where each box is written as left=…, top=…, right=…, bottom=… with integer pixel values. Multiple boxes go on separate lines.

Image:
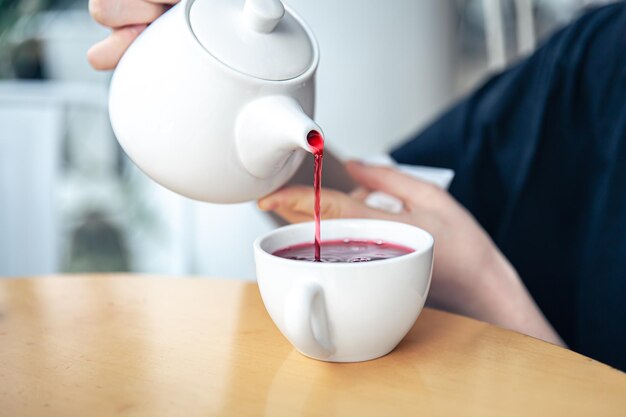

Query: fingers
left=88, top=0, right=179, bottom=70
left=258, top=186, right=402, bottom=224
left=259, top=186, right=311, bottom=213
left=272, top=207, right=314, bottom=224
left=259, top=186, right=347, bottom=219
left=87, top=25, right=147, bottom=70
left=90, top=0, right=174, bottom=29
left=349, top=187, right=370, bottom=202
left=345, top=161, right=442, bottom=207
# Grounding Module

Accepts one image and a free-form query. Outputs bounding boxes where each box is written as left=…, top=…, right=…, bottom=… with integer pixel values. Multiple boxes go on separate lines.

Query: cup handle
left=284, top=282, right=335, bottom=359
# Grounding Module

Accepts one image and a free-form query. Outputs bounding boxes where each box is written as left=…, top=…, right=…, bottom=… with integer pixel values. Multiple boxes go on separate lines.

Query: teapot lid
left=188, top=0, right=315, bottom=81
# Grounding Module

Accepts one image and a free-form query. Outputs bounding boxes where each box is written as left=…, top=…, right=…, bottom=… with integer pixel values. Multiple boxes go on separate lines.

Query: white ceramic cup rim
left=254, top=218, right=434, bottom=269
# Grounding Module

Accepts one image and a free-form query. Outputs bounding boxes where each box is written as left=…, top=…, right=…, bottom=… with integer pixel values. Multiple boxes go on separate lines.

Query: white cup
left=254, top=219, right=434, bottom=362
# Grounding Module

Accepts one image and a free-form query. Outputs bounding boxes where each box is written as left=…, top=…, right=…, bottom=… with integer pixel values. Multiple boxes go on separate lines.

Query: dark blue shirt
left=391, top=2, right=626, bottom=370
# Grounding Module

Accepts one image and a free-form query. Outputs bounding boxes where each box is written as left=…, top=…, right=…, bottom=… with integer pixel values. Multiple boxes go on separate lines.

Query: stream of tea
left=307, top=130, right=324, bottom=261
left=275, top=131, right=416, bottom=263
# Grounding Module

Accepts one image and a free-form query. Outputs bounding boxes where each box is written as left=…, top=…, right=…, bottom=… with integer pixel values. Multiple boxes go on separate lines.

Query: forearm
left=466, top=251, right=565, bottom=346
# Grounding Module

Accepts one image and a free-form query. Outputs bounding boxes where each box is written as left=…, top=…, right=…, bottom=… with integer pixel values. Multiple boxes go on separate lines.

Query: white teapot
left=109, top=0, right=321, bottom=203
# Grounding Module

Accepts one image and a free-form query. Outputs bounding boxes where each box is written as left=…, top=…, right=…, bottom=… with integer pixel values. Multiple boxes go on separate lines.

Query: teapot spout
left=236, top=96, right=322, bottom=179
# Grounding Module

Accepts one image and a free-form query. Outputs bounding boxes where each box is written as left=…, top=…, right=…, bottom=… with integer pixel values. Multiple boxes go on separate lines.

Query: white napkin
left=360, top=155, right=455, bottom=214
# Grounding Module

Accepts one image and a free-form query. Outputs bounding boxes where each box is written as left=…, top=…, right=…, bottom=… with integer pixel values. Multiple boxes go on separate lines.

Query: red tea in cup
left=272, top=239, right=414, bottom=263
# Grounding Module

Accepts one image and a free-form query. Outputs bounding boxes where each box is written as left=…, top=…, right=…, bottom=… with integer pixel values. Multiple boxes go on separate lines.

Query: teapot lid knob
left=188, top=0, right=316, bottom=80
left=243, top=0, right=285, bottom=33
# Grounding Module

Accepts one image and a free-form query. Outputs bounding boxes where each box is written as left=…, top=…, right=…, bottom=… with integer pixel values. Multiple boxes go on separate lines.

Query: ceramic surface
left=109, top=0, right=321, bottom=203
left=254, top=219, right=434, bottom=362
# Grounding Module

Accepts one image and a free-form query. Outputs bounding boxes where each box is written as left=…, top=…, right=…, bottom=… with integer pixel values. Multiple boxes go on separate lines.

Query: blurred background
left=0, top=0, right=614, bottom=279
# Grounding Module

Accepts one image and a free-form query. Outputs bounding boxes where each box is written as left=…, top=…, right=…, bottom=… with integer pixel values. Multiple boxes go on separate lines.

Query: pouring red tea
left=302, top=131, right=414, bottom=263
left=307, top=130, right=324, bottom=261
left=273, top=239, right=414, bottom=263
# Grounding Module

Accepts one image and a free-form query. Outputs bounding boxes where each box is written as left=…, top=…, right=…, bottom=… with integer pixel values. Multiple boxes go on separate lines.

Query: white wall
left=285, top=0, right=457, bottom=158
left=0, top=3, right=458, bottom=279
left=0, top=98, right=62, bottom=276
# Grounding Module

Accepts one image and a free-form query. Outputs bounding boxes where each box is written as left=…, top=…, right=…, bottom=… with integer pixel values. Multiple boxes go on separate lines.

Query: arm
left=259, top=162, right=564, bottom=346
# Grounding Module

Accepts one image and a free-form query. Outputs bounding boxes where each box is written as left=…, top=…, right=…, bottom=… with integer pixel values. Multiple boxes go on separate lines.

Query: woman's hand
left=88, top=0, right=180, bottom=70
left=259, top=161, right=564, bottom=346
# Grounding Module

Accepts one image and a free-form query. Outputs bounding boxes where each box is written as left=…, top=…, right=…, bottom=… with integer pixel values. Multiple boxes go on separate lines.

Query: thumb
left=345, top=161, right=439, bottom=206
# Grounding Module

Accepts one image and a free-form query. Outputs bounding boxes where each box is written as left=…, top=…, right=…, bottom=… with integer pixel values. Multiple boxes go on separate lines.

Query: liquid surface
left=307, top=131, right=324, bottom=261
left=272, top=239, right=415, bottom=263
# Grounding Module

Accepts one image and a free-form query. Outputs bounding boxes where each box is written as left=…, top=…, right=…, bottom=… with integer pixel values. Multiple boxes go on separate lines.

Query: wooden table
left=0, top=275, right=624, bottom=417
